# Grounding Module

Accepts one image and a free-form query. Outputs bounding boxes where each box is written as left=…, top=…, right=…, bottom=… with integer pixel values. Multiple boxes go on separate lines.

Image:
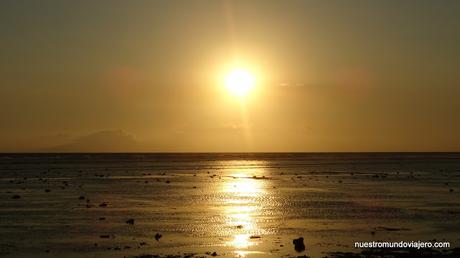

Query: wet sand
left=0, top=153, right=459, bottom=258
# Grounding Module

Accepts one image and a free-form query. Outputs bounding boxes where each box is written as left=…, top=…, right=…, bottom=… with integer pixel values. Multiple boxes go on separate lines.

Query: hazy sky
left=1, top=0, right=459, bottom=152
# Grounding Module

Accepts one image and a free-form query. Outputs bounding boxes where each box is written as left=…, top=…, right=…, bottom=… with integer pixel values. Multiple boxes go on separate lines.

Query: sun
left=224, top=68, right=255, bottom=97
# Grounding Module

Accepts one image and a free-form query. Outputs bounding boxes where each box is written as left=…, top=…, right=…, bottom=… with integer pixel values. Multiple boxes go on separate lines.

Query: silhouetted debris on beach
left=154, top=233, right=162, bottom=241
left=11, top=195, right=21, bottom=199
left=99, top=202, right=108, bottom=207
left=293, top=237, right=306, bottom=252
left=374, top=226, right=409, bottom=232
left=126, top=218, right=135, bottom=225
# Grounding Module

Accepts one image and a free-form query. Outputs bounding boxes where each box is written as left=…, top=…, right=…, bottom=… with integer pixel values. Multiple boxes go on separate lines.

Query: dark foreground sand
left=0, top=153, right=459, bottom=257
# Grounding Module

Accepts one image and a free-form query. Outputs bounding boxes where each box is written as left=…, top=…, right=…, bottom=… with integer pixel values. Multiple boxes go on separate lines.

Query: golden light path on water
left=220, top=166, right=268, bottom=257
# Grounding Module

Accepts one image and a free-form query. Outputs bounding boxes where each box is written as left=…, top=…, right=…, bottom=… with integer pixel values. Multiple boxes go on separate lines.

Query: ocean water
left=0, top=153, right=459, bottom=258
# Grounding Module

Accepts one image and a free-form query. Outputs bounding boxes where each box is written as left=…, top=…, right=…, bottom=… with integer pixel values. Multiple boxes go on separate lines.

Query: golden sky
left=1, top=1, right=459, bottom=152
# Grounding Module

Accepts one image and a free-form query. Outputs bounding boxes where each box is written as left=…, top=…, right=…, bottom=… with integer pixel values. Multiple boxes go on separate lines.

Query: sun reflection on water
left=221, top=167, right=268, bottom=255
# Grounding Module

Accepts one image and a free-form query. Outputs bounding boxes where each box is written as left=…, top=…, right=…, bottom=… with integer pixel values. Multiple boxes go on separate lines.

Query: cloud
left=278, top=81, right=307, bottom=87
left=49, top=130, right=143, bottom=152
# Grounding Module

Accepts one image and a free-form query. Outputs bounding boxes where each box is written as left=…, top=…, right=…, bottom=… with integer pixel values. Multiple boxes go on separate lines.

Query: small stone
left=126, top=218, right=135, bottom=225
left=293, top=237, right=306, bottom=252
left=154, top=233, right=162, bottom=241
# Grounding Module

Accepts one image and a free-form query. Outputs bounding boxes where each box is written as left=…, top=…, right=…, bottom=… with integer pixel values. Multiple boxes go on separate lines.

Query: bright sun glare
left=224, top=68, right=255, bottom=97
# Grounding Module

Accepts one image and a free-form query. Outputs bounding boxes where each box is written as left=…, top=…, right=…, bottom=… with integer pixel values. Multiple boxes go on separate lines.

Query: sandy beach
left=0, top=153, right=459, bottom=258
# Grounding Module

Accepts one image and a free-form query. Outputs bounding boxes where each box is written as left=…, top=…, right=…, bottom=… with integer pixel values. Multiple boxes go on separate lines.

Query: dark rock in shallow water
left=99, top=202, right=108, bottom=207
left=154, top=233, right=162, bottom=241
left=126, top=218, right=135, bottom=225
left=78, top=196, right=85, bottom=200
left=293, top=237, right=306, bottom=252
left=11, top=195, right=21, bottom=199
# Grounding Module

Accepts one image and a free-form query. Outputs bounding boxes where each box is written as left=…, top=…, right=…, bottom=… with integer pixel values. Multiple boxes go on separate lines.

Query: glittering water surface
left=0, top=153, right=459, bottom=257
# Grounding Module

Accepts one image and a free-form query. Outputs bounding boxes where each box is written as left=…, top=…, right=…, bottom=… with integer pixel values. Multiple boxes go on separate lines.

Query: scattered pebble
left=293, top=237, right=306, bottom=252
